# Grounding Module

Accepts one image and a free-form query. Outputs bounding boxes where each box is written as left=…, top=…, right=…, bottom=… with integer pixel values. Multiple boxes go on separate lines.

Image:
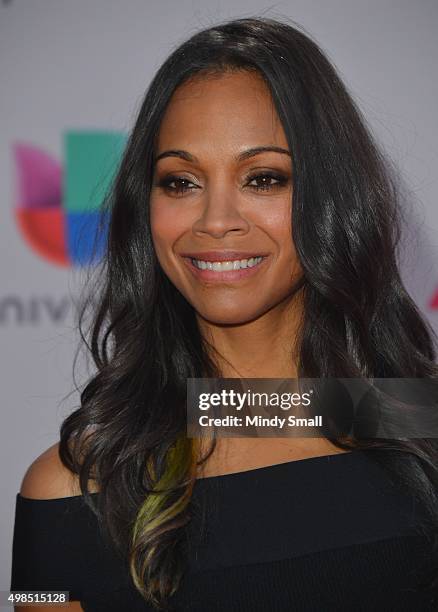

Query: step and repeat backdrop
left=1, top=0, right=437, bottom=595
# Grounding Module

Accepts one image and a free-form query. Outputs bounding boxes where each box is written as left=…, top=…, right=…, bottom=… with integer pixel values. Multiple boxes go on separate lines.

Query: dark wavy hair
left=59, top=15, right=438, bottom=609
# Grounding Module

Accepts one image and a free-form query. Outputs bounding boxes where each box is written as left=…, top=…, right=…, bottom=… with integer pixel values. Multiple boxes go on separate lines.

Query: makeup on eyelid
left=154, top=171, right=290, bottom=196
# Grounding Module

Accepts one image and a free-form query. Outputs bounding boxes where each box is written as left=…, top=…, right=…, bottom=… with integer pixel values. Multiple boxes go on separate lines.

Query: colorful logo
left=13, top=130, right=126, bottom=267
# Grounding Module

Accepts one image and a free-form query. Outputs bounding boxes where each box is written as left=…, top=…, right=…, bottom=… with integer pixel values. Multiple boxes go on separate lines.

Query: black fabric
left=10, top=449, right=438, bottom=611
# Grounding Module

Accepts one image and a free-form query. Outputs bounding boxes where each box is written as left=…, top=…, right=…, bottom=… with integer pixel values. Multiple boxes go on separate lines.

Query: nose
left=192, top=184, right=250, bottom=239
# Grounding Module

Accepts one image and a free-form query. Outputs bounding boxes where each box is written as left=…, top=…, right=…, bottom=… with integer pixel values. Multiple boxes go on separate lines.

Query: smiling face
left=150, top=69, right=303, bottom=326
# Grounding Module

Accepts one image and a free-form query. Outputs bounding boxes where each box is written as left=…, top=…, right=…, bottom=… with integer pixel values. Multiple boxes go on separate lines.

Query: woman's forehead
left=156, top=71, right=287, bottom=155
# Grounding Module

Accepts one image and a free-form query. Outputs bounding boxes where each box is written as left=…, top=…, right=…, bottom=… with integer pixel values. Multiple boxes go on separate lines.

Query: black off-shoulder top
left=10, top=449, right=438, bottom=611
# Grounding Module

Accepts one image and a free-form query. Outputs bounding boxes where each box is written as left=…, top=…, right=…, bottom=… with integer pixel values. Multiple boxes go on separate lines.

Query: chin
left=196, top=305, right=265, bottom=326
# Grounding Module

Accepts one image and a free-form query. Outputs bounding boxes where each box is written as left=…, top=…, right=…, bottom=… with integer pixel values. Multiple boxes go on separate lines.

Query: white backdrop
left=1, top=0, right=437, bottom=597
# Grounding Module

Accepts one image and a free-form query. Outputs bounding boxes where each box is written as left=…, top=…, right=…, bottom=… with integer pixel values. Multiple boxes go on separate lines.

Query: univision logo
left=13, top=130, right=126, bottom=267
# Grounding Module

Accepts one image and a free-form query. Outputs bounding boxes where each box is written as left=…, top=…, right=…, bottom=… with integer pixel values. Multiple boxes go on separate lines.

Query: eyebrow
left=154, top=145, right=291, bottom=165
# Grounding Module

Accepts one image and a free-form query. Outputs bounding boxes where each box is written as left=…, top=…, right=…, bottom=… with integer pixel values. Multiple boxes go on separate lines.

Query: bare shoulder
left=15, top=603, right=84, bottom=612
left=19, top=441, right=98, bottom=500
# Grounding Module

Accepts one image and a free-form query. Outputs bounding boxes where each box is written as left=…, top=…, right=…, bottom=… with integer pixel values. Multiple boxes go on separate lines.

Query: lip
left=179, top=250, right=269, bottom=262
left=182, top=254, right=269, bottom=282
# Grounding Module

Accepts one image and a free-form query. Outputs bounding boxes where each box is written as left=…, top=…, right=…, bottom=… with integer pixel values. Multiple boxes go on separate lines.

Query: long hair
left=59, top=15, right=438, bottom=609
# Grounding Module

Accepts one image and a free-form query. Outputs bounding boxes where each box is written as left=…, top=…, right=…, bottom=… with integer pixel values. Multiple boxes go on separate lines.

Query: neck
left=196, top=292, right=303, bottom=379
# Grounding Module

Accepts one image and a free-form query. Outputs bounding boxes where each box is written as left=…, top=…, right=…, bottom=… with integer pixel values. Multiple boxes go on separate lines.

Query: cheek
left=150, top=203, right=184, bottom=260
left=259, top=207, right=300, bottom=278
left=258, top=205, right=294, bottom=252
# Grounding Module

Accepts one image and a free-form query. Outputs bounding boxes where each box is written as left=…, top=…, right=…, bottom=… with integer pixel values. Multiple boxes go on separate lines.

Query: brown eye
left=246, top=172, right=288, bottom=192
left=157, top=175, right=198, bottom=196
left=155, top=171, right=289, bottom=197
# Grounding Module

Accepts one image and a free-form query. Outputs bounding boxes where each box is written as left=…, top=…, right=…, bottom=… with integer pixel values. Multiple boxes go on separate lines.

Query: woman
left=10, top=16, right=438, bottom=612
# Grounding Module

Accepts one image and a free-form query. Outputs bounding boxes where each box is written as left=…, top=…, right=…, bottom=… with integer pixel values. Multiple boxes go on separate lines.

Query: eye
left=155, top=171, right=289, bottom=197
left=246, top=172, right=289, bottom=192
left=156, top=175, right=198, bottom=196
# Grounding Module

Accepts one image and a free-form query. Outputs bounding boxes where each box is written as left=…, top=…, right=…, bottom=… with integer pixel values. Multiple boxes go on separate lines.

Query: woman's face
left=150, top=70, right=302, bottom=326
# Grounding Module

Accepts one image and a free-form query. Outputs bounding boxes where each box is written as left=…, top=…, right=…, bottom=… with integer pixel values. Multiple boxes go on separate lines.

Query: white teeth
left=191, top=256, right=264, bottom=271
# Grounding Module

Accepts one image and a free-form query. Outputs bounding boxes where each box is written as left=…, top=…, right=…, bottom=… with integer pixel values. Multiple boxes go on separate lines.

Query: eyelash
left=156, top=172, right=289, bottom=196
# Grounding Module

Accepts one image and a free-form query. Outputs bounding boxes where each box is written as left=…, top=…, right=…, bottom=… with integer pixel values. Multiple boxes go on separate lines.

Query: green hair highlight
left=129, top=433, right=200, bottom=608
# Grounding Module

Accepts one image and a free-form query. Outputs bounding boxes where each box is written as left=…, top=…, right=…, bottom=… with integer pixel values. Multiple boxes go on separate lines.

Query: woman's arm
left=15, top=603, right=83, bottom=612
left=18, top=442, right=82, bottom=500
left=14, top=443, right=86, bottom=612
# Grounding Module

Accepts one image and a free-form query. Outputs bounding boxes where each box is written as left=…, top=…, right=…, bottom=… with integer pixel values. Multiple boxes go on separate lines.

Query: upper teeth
left=191, top=256, right=263, bottom=271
